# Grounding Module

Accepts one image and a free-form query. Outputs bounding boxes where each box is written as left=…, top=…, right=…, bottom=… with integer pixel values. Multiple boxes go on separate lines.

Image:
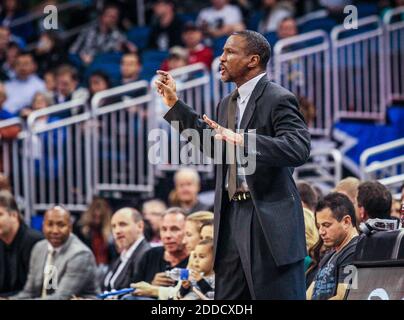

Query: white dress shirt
left=104, top=236, right=145, bottom=290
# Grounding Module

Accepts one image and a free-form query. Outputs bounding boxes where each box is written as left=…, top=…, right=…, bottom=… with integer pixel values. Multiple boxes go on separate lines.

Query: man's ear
left=248, top=55, right=260, bottom=68
left=358, top=206, right=365, bottom=222
left=343, top=215, right=352, bottom=228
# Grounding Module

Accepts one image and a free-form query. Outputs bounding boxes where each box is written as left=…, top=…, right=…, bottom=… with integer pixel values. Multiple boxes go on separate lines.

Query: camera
left=359, top=218, right=399, bottom=235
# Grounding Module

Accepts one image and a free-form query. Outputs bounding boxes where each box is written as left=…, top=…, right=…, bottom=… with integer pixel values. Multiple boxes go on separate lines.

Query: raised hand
left=155, top=70, right=178, bottom=108
left=202, top=114, right=244, bottom=146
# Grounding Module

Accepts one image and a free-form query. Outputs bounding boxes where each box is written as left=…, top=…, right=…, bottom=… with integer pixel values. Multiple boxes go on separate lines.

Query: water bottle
left=165, top=268, right=189, bottom=281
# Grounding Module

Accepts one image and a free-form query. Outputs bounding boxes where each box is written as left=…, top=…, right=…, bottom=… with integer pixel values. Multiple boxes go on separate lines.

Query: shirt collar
left=121, top=236, right=144, bottom=261
left=237, top=73, right=266, bottom=104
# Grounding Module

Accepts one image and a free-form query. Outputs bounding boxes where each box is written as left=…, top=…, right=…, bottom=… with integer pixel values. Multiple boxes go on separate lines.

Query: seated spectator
left=0, top=191, right=43, bottom=296
left=357, top=181, right=392, bottom=223
left=3, top=52, right=46, bottom=116
left=43, top=69, right=56, bottom=97
left=133, top=210, right=213, bottom=300
left=51, top=64, right=88, bottom=105
left=19, top=92, right=52, bottom=120
left=34, top=31, right=67, bottom=76
left=200, top=221, right=213, bottom=241
left=182, top=23, right=213, bottom=69
left=74, top=197, right=115, bottom=267
left=169, top=168, right=211, bottom=215
left=276, top=16, right=298, bottom=40
left=142, top=199, right=167, bottom=246
left=0, top=26, right=10, bottom=67
left=120, top=52, right=142, bottom=85
left=128, top=208, right=189, bottom=299
left=101, top=208, right=150, bottom=293
left=197, top=0, right=245, bottom=39
left=10, top=206, right=99, bottom=300
left=2, top=42, right=20, bottom=80
left=178, top=239, right=215, bottom=300
left=0, top=82, right=14, bottom=120
left=183, top=211, right=213, bottom=257
left=69, top=4, right=135, bottom=66
left=147, top=0, right=184, bottom=51
left=164, top=46, right=189, bottom=71
left=297, top=181, right=320, bottom=252
left=0, top=0, right=34, bottom=41
left=334, top=177, right=360, bottom=226
left=307, top=193, right=359, bottom=300
left=88, top=71, right=111, bottom=99
left=258, top=0, right=295, bottom=34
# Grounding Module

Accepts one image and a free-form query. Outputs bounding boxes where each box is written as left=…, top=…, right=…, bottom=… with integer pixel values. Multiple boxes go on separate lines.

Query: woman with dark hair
left=74, top=197, right=116, bottom=266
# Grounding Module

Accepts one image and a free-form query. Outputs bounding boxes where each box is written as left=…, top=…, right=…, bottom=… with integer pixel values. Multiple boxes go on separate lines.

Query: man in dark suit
left=0, top=190, right=43, bottom=296
left=102, top=208, right=150, bottom=292
left=155, top=30, right=311, bottom=299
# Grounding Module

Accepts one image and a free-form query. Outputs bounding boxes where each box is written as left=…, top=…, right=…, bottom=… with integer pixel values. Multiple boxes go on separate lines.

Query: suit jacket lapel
left=239, top=76, right=269, bottom=130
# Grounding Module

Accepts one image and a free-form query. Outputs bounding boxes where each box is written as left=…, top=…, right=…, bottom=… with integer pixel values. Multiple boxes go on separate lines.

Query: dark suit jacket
left=0, top=223, right=43, bottom=296
left=101, top=239, right=151, bottom=291
left=164, top=76, right=311, bottom=267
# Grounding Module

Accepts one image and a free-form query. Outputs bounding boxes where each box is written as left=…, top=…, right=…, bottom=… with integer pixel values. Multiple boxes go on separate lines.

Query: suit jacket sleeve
left=44, top=251, right=98, bottom=300
left=244, top=93, right=311, bottom=167
left=164, top=100, right=217, bottom=158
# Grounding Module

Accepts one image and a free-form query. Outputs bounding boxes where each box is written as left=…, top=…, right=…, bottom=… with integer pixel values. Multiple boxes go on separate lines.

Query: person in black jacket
left=0, top=190, right=43, bottom=296
left=101, top=208, right=150, bottom=292
left=155, top=30, right=310, bottom=299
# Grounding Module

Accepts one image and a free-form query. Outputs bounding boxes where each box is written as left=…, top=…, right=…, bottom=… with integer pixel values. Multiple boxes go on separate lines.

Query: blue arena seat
left=126, top=26, right=151, bottom=51
left=140, top=50, right=169, bottom=81
left=300, top=17, right=337, bottom=34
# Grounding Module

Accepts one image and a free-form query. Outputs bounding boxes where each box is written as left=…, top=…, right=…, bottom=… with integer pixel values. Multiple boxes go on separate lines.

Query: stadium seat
left=357, top=3, right=379, bottom=18
left=300, top=17, right=337, bottom=34
left=140, top=50, right=169, bottom=81
left=85, top=52, right=123, bottom=86
left=247, top=10, right=264, bottom=31
left=126, top=26, right=151, bottom=51
left=178, top=12, right=199, bottom=24
left=263, top=31, right=278, bottom=48
left=212, top=36, right=227, bottom=58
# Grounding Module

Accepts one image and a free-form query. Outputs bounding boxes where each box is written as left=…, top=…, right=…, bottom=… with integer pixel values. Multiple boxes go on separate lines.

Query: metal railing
left=332, top=15, right=386, bottom=122
left=360, top=137, right=404, bottom=196
left=91, top=80, right=154, bottom=196
left=294, top=148, right=342, bottom=187
left=360, top=138, right=404, bottom=179
left=25, top=98, right=91, bottom=218
left=384, top=7, right=404, bottom=103
left=274, top=30, right=332, bottom=136
left=0, top=118, right=27, bottom=218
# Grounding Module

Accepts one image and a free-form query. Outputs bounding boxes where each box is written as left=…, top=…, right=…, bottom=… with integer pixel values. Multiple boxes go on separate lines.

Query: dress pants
left=214, top=199, right=306, bottom=300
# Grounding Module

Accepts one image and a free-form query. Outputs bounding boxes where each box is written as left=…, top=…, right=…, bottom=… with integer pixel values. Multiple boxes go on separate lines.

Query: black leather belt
left=232, top=191, right=251, bottom=202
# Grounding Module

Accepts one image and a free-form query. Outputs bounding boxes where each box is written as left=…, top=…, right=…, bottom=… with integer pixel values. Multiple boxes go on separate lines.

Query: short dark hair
left=0, top=190, right=24, bottom=223
left=316, top=192, right=356, bottom=226
left=357, top=181, right=392, bottom=219
left=89, top=70, right=111, bottom=88
left=232, top=30, right=271, bottom=69
left=297, top=181, right=318, bottom=212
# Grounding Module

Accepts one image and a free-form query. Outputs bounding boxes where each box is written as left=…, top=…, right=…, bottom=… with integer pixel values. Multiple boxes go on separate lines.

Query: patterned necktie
left=227, top=89, right=239, bottom=200
left=41, top=249, right=56, bottom=298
